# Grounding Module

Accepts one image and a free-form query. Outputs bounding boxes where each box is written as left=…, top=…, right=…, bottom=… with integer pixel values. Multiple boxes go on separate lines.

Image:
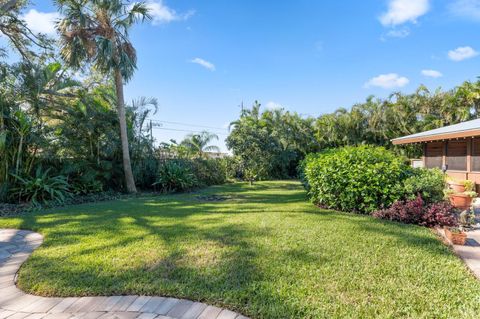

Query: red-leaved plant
left=372, top=196, right=458, bottom=228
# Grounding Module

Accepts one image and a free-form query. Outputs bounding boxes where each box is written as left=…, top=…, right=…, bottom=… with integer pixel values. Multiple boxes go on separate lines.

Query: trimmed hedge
left=303, top=145, right=410, bottom=214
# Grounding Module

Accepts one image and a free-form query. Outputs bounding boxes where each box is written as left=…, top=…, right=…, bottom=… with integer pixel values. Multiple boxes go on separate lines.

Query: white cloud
left=190, top=58, right=215, bottom=71
left=449, top=0, right=480, bottom=21
left=265, top=101, right=283, bottom=110
left=146, top=0, right=194, bottom=25
left=21, top=9, right=60, bottom=35
left=380, top=0, right=430, bottom=26
left=448, top=46, right=479, bottom=61
left=364, top=73, right=409, bottom=89
left=421, top=69, right=443, bottom=78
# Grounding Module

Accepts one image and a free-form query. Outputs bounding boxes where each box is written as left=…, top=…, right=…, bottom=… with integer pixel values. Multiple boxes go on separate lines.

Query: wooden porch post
left=467, top=138, right=472, bottom=172
left=442, top=141, right=447, bottom=169
left=422, top=143, right=426, bottom=167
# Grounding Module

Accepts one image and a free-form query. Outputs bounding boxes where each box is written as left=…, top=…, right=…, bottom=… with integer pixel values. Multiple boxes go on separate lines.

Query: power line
left=149, top=119, right=229, bottom=132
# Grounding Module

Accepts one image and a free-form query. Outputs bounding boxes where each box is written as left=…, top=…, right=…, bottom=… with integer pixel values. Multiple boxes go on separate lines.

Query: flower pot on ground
left=449, top=192, right=477, bottom=210
left=444, top=227, right=467, bottom=245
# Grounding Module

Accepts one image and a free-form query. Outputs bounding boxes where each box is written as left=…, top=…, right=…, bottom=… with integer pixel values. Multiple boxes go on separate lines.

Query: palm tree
left=181, top=131, right=220, bottom=157
left=56, top=0, right=150, bottom=193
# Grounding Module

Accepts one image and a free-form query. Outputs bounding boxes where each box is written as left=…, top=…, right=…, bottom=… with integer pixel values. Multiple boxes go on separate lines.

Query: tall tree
left=56, top=0, right=150, bottom=193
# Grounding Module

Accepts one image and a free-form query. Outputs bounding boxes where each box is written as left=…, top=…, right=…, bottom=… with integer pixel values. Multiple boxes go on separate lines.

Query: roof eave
left=392, top=129, right=480, bottom=145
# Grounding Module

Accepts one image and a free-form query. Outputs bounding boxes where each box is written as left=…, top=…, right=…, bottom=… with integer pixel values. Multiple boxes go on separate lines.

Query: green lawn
left=1, top=181, right=480, bottom=318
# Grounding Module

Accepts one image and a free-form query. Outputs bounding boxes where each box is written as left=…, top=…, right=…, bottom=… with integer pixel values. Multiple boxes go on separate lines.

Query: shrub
left=60, top=160, right=117, bottom=193
left=303, top=145, right=409, bottom=214
left=372, top=196, right=458, bottom=228
left=70, top=179, right=103, bottom=195
left=153, top=161, right=197, bottom=193
left=189, top=158, right=227, bottom=186
left=10, top=167, right=71, bottom=206
left=402, top=168, right=445, bottom=204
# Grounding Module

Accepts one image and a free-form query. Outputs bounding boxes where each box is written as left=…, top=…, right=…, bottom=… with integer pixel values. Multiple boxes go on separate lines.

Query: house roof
left=392, top=118, right=480, bottom=145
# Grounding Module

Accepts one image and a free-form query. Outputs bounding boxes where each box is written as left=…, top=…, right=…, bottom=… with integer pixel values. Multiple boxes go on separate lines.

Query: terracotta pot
left=449, top=193, right=474, bottom=210
left=448, top=182, right=466, bottom=193
left=444, top=227, right=467, bottom=245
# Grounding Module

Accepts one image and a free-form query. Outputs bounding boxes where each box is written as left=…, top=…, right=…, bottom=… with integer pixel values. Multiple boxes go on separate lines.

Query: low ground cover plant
left=372, top=196, right=458, bottom=227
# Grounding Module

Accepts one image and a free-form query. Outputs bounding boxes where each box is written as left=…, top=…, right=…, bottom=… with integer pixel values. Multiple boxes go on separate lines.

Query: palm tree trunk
left=114, top=69, right=137, bottom=193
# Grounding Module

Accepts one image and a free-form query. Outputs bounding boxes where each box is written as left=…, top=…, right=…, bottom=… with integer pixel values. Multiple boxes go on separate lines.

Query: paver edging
left=0, top=229, right=249, bottom=319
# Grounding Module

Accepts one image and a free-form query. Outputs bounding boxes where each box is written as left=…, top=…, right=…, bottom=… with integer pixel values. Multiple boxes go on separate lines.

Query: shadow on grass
left=3, top=180, right=463, bottom=318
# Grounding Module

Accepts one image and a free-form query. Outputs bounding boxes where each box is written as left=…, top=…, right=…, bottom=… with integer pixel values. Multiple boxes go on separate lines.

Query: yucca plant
left=11, top=167, right=71, bottom=207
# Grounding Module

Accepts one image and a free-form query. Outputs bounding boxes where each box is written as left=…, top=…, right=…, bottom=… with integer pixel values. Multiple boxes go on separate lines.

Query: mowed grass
left=1, top=181, right=480, bottom=318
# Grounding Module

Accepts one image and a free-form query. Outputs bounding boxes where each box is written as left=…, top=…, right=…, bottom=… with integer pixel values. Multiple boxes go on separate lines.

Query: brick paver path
left=0, top=229, right=249, bottom=319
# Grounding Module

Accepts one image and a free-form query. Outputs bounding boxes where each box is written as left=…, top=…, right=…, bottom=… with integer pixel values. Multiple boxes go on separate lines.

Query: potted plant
left=449, top=191, right=477, bottom=210
left=447, top=178, right=466, bottom=193
left=464, top=180, right=476, bottom=191
left=444, top=226, right=467, bottom=245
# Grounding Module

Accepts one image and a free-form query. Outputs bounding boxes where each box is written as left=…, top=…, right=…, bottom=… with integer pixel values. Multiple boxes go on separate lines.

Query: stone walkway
left=0, top=229, right=249, bottom=319
left=450, top=228, right=480, bottom=279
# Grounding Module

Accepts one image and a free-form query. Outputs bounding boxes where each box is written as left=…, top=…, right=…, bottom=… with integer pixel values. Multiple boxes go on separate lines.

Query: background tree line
left=227, top=82, right=480, bottom=180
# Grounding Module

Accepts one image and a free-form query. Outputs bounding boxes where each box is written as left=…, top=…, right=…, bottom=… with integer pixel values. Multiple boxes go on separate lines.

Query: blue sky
left=12, top=0, right=480, bottom=151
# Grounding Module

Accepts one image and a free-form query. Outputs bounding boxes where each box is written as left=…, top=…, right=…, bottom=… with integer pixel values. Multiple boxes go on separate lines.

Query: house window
left=472, top=138, right=480, bottom=172
left=447, top=140, right=467, bottom=171
left=425, top=142, right=443, bottom=169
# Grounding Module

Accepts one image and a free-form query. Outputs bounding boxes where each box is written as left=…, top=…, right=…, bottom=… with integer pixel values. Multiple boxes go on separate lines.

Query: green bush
left=402, top=168, right=445, bottom=204
left=303, top=145, right=410, bottom=214
left=10, top=167, right=71, bottom=206
left=153, top=161, right=197, bottom=193
left=189, top=158, right=227, bottom=186
left=153, top=158, right=227, bottom=193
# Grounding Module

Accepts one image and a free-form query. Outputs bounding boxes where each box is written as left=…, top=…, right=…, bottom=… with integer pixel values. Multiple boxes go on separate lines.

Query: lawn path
left=0, top=229, right=249, bottom=319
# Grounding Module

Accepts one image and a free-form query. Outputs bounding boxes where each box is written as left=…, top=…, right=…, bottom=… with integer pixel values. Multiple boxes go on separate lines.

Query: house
left=392, top=118, right=480, bottom=184
left=205, top=152, right=229, bottom=159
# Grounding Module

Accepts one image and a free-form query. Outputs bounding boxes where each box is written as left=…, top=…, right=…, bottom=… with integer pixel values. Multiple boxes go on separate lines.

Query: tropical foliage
left=153, top=161, right=197, bottom=193
left=10, top=167, right=71, bottom=207
left=56, top=0, right=151, bottom=193
left=227, top=83, right=480, bottom=182
left=0, top=1, right=227, bottom=209
left=180, top=131, right=220, bottom=158
left=227, top=101, right=318, bottom=181
left=153, top=158, right=227, bottom=193
left=302, top=146, right=409, bottom=214
left=3, top=0, right=480, bottom=213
